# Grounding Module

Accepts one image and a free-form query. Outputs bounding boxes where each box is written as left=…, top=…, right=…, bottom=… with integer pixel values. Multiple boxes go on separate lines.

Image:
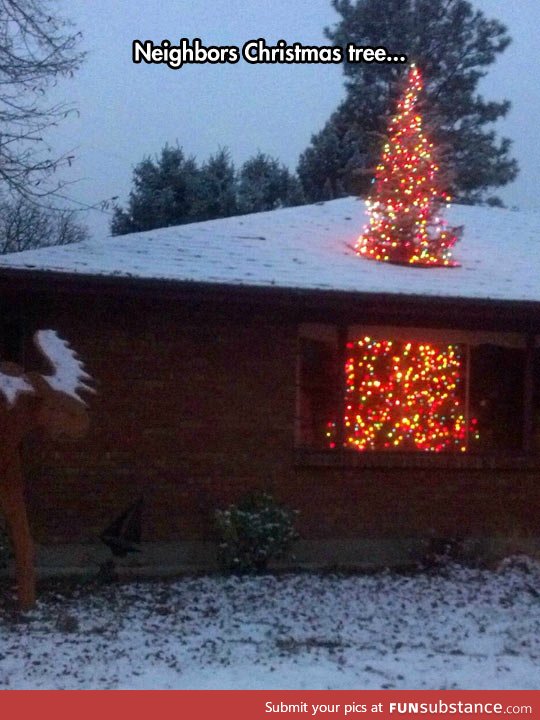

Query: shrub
left=214, top=492, right=299, bottom=573
left=417, top=536, right=467, bottom=572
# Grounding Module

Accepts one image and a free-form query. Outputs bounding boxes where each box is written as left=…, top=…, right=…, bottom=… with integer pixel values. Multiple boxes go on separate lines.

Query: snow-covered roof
left=0, top=197, right=539, bottom=304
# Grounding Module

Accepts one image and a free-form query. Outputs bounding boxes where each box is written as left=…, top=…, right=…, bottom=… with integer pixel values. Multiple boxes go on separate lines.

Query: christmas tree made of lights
left=328, top=337, right=478, bottom=453
left=356, top=64, right=460, bottom=267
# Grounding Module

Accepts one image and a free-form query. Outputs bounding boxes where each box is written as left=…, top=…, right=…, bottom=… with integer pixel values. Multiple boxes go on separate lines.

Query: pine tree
left=111, top=145, right=200, bottom=235
left=357, top=65, right=460, bottom=266
left=192, top=148, right=238, bottom=220
left=298, top=0, right=517, bottom=205
left=237, top=152, right=305, bottom=214
left=112, top=146, right=306, bottom=235
left=297, top=123, right=352, bottom=202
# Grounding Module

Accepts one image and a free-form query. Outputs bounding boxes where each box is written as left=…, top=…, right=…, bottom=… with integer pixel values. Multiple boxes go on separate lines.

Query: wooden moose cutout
left=0, top=330, right=93, bottom=610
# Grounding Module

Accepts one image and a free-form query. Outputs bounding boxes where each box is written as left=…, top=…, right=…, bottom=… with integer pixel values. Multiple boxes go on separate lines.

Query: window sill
left=294, top=448, right=540, bottom=470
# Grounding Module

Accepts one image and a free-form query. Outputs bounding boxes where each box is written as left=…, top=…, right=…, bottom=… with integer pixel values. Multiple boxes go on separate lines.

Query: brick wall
left=21, top=291, right=297, bottom=544
left=288, top=466, right=539, bottom=540
left=7, top=288, right=539, bottom=549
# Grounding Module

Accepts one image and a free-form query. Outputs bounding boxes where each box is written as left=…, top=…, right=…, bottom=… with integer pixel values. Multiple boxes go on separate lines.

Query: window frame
left=295, top=323, right=538, bottom=466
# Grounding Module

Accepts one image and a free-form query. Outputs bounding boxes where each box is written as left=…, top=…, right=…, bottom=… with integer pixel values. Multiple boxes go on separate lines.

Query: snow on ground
left=0, top=560, right=538, bottom=690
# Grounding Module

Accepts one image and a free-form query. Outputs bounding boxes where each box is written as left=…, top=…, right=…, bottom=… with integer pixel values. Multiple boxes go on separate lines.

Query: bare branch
left=0, top=0, right=85, bottom=198
left=0, top=195, right=89, bottom=253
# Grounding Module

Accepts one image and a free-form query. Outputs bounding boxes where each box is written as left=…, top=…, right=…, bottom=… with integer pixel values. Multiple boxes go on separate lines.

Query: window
left=469, top=344, right=524, bottom=453
left=297, top=324, right=535, bottom=456
left=296, top=327, right=339, bottom=450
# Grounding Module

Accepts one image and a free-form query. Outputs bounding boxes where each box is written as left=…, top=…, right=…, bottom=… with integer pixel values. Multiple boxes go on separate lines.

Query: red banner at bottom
left=0, top=690, right=537, bottom=720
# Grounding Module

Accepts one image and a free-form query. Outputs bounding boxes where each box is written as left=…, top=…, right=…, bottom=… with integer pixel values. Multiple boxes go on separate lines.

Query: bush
left=416, top=536, right=467, bottom=573
left=214, top=492, right=299, bottom=573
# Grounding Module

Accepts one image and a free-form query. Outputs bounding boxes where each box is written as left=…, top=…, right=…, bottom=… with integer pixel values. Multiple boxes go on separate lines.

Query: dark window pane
left=469, top=345, right=524, bottom=453
left=297, top=337, right=338, bottom=448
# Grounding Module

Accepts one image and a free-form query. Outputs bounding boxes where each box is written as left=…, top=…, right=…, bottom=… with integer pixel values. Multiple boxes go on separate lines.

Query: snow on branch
left=0, top=368, right=34, bottom=407
left=34, top=330, right=94, bottom=403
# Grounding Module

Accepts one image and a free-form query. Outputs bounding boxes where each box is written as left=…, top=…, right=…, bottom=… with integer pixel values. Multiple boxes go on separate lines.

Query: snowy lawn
left=0, top=559, right=538, bottom=690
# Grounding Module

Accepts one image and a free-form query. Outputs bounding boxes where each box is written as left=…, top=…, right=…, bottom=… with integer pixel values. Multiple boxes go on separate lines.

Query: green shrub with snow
left=214, top=492, right=299, bottom=573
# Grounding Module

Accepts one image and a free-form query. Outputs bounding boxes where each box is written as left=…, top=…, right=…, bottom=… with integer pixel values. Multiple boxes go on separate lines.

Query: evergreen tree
left=112, top=146, right=306, bottom=235
left=297, top=123, right=352, bottom=202
left=357, top=65, right=460, bottom=266
left=238, top=152, right=305, bottom=214
left=111, top=145, right=200, bottom=235
left=193, top=148, right=238, bottom=220
left=298, top=0, right=518, bottom=205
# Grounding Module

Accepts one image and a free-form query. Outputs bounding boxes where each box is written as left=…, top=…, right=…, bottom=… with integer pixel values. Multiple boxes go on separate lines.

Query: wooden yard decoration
left=0, top=330, right=93, bottom=610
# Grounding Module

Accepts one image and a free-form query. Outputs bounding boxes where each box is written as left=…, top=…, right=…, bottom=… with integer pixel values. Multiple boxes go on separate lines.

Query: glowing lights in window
left=327, top=337, right=478, bottom=452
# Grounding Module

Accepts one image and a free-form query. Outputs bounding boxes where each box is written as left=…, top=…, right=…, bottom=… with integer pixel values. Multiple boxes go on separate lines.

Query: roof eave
left=1, top=266, right=540, bottom=332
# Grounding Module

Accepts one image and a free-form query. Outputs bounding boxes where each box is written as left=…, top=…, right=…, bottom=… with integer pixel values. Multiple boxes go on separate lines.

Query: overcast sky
left=51, top=0, right=540, bottom=238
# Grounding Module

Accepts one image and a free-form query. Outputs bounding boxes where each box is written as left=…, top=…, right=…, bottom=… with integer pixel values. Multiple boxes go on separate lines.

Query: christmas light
left=327, top=337, right=479, bottom=452
left=356, top=65, right=461, bottom=267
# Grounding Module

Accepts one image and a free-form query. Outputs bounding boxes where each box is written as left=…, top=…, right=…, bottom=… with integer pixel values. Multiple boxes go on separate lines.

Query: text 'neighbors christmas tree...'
left=356, top=64, right=460, bottom=266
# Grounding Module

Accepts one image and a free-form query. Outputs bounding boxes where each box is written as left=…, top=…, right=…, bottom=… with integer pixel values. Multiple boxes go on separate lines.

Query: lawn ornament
left=0, top=330, right=93, bottom=609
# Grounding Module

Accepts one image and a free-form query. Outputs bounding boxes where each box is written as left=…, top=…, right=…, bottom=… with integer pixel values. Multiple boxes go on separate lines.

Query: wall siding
left=21, top=293, right=297, bottom=544
left=1, top=288, right=536, bottom=553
